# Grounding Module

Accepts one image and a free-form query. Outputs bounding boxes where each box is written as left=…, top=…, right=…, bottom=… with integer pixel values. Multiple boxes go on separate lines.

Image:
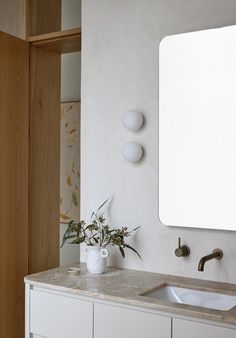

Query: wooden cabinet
left=173, top=318, right=236, bottom=338
left=0, top=27, right=61, bottom=338
left=0, top=31, right=29, bottom=338
left=29, top=44, right=60, bottom=274
left=30, top=290, right=93, bottom=338
left=94, top=303, right=171, bottom=338
left=0, top=1, right=81, bottom=338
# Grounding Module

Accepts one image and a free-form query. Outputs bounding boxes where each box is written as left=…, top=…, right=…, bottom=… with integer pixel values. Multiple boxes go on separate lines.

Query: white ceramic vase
left=85, top=246, right=109, bottom=274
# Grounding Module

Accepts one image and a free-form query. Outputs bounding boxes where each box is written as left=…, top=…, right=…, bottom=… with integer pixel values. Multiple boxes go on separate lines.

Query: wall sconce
left=122, top=142, right=143, bottom=163
left=123, top=110, right=143, bottom=131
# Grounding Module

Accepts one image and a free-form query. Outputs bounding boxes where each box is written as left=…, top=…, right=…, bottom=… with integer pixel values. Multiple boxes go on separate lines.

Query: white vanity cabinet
left=25, top=286, right=236, bottom=338
left=173, top=318, right=236, bottom=338
left=94, top=303, right=171, bottom=338
left=28, top=289, right=93, bottom=338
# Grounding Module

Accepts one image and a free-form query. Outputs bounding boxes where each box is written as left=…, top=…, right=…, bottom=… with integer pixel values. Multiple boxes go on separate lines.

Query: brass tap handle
left=175, top=237, right=190, bottom=257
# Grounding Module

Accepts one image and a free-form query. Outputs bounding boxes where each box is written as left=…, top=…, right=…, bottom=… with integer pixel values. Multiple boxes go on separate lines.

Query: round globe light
left=122, top=142, right=143, bottom=163
left=123, top=110, right=143, bottom=131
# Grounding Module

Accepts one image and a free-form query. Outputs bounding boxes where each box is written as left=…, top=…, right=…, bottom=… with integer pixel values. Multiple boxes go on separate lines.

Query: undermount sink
left=141, top=285, right=236, bottom=311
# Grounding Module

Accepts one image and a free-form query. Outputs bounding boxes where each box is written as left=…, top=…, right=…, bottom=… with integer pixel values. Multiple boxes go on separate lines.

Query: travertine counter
left=25, top=264, right=236, bottom=326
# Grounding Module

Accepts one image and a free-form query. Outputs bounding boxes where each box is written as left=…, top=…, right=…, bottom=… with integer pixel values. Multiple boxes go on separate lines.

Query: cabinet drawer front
left=30, top=290, right=93, bottom=338
left=173, top=318, right=236, bottom=338
left=94, top=303, right=171, bottom=338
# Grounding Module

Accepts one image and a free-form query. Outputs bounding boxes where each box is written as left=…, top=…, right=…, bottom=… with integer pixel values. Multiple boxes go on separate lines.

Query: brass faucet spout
left=198, top=249, right=223, bottom=272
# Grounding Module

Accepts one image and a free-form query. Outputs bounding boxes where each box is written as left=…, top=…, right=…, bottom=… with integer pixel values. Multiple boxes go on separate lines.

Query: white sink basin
left=141, top=285, right=236, bottom=311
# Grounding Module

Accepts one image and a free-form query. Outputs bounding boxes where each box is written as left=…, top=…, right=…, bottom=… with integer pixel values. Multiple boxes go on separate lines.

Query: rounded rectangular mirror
left=159, top=25, right=236, bottom=231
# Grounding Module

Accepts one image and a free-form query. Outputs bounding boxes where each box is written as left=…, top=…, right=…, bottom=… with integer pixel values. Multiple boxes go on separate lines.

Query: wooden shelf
left=28, top=28, right=81, bottom=54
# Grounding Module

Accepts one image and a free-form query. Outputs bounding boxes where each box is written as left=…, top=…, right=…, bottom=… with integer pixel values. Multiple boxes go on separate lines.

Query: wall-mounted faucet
left=198, top=249, right=223, bottom=271
left=174, top=237, right=190, bottom=257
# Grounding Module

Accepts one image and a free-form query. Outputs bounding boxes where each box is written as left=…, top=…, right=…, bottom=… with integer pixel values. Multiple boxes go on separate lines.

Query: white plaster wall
left=62, top=0, right=81, bottom=31
left=0, top=0, right=23, bottom=38
left=60, top=223, right=80, bottom=266
left=61, top=52, right=81, bottom=103
left=81, top=0, right=236, bottom=283
left=61, top=0, right=81, bottom=103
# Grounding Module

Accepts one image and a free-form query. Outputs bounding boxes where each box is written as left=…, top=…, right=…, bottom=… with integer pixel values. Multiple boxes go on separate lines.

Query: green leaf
left=85, top=224, right=97, bottom=231
left=90, top=211, right=96, bottom=219
left=124, top=244, right=141, bottom=259
left=68, top=220, right=75, bottom=226
left=61, top=222, right=77, bottom=247
left=70, top=236, right=85, bottom=244
left=97, top=197, right=110, bottom=212
left=61, top=237, right=67, bottom=248
left=99, top=216, right=105, bottom=223
left=60, top=234, right=76, bottom=248
left=130, top=226, right=141, bottom=232
left=109, top=228, right=118, bottom=232
left=101, top=228, right=105, bottom=242
left=119, top=246, right=125, bottom=258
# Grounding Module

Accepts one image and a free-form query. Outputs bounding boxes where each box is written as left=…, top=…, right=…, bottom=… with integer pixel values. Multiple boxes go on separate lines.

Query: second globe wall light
left=122, top=110, right=144, bottom=163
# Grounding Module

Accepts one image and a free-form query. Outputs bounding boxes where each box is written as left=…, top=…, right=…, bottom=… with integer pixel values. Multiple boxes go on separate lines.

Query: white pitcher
left=85, top=246, right=109, bottom=274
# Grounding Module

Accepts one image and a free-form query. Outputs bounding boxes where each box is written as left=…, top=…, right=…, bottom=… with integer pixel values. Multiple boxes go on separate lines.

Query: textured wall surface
left=61, top=52, right=81, bottom=103
left=0, top=0, right=23, bottom=38
left=60, top=0, right=81, bottom=264
left=62, top=0, right=81, bottom=31
left=61, top=0, right=81, bottom=103
left=81, top=0, right=236, bottom=283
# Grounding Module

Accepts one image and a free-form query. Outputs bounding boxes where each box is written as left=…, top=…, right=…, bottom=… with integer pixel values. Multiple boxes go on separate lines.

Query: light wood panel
left=0, top=31, right=29, bottom=338
left=29, top=46, right=60, bottom=273
left=29, top=0, right=61, bottom=36
left=28, top=28, right=81, bottom=53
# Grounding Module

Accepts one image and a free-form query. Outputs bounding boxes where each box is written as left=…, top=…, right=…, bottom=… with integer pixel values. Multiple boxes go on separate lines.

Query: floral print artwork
left=60, top=102, right=80, bottom=223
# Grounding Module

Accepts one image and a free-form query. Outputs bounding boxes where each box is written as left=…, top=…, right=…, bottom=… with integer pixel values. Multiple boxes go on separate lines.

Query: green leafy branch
left=61, top=198, right=141, bottom=259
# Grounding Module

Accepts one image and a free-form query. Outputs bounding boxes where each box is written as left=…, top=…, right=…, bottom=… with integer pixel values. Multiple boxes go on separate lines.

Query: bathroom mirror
left=159, top=25, right=236, bottom=231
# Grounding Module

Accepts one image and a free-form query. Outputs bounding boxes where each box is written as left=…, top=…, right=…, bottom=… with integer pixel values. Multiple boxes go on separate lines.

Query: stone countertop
left=25, top=264, right=236, bottom=326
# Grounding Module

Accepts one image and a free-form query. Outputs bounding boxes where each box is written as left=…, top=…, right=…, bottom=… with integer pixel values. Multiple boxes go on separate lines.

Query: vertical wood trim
left=21, top=0, right=30, bottom=39
left=29, top=46, right=60, bottom=274
left=29, top=0, right=61, bottom=36
left=0, top=31, right=29, bottom=338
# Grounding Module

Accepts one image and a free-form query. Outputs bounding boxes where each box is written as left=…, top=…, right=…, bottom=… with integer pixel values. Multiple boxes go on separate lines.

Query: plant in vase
left=61, top=199, right=141, bottom=274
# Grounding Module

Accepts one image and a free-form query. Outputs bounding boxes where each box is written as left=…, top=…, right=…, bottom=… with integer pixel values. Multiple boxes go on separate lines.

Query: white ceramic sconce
left=123, top=110, right=143, bottom=131
left=122, top=142, right=143, bottom=163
